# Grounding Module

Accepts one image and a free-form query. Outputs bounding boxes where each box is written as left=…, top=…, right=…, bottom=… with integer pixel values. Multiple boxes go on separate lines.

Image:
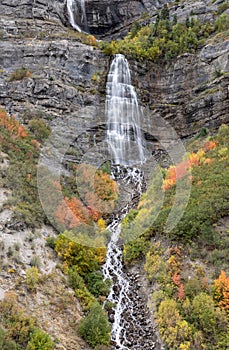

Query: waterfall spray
left=67, top=0, right=88, bottom=33
left=106, top=54, right=145, bottom=165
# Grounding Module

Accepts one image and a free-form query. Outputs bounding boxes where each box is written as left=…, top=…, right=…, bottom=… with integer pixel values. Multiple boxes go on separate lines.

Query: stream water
left=103, top=55, right=159, bottom=349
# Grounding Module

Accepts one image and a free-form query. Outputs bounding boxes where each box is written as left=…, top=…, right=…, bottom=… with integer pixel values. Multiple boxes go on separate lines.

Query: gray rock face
left=133, top=40, right=229, bottom=139
left=0, top=0, right=66, bottom=23
left=0, top=0, right=228, bottom=158
left=85, top=0, right=145, bottom=36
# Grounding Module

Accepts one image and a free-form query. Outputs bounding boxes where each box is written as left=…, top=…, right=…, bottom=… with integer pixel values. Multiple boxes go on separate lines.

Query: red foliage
left=172, top=272, right=185, bottom=301
left=172, top=272, right=181, bottom=286
left=162, top=141, right=217, bottom=191
left=177, top=283, right=185, bottom=301
left=162, top=160, right=190, bottom=191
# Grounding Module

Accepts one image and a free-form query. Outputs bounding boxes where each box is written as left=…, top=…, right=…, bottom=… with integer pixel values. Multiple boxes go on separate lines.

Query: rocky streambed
left=108, top=266, right=162, bottom=350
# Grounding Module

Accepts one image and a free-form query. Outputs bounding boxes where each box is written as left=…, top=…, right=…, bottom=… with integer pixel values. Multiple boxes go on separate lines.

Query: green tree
left=161, top=4, right=169, bottom=20
left=130, top=22, right=141, bottom=38
left=186, top=16, right=191, bottom=28
left=173, top=14, right=177, bottom=25
left=192, top=293, right=216, bottom=336
left=78, top=303, right=111, bottom=348
left=214, top=14, right=229, bottom=32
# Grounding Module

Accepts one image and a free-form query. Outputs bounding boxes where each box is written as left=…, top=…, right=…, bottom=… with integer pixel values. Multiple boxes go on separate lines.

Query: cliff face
left=0, top=8, right=228, bottom=151
left=0, top=1, right=228, bottom=349
left=1, top=0, right=228, bottom=138
left=85, top=0, right=146, bottom=36
left=134, top=40, right=229, bottom=140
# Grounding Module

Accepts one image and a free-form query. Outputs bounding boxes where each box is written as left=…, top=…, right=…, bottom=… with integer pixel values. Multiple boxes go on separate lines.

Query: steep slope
left=0, top=1, right=228, bottom=349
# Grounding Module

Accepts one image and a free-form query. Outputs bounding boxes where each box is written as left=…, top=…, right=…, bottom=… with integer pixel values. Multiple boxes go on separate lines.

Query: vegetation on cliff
left=123, top=124, right=229, bottom=349
left=0, top=108, right=117, bottom=349
left=0, top=292, right=53, bottom=350
left=101, top=4, right=229, bottom=61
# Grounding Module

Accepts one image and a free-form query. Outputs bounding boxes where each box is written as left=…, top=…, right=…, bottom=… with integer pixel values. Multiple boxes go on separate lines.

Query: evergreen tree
left=78, top=303, right=111, bottom=348
left=186, top=16, right=191, bottom=28
left=173, top=14, right=177, bottom=25
left=161, top=4, right=169, bottom=20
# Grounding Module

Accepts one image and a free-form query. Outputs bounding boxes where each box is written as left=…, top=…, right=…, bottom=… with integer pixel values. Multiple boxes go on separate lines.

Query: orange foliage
left=214, top=270, right=229, bottom=310
left=55, top=197, right=90, bottom=229
left=85, top=35, right=97, bottom=46
left=0, top=109, right=28, bottom=139
left=31, top=139, right=40, bottom=149
left=52, top=180, right=62, bottom=192
left=55, top=165, right=118, bottom=229
left=95, top=170, right=118, bottom=201
left=162, top=141, right=218, bottom=191
left=203, top=140, right=218, bottom=151
left=203, top=158, right=213, bottom=165
left=162, top=160, right=190, bottom=191
left=188, top=152, right=201, bottom=167
left=202, top=276, right=208, bottom=288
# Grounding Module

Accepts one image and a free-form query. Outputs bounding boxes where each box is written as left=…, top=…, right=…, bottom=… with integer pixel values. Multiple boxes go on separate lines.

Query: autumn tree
left=214, top=270, right=229, bottom=311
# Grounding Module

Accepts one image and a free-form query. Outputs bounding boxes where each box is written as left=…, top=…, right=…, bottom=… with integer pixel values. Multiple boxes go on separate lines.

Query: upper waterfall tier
left=67, top=0, right=88, bottom=33
left=106, top=54, right=145, bottom=165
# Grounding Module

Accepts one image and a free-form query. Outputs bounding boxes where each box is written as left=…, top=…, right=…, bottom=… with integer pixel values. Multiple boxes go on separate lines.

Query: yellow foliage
left=26, top=267, right=40, bottom=290
left=97, top=218, right=106, bottom=230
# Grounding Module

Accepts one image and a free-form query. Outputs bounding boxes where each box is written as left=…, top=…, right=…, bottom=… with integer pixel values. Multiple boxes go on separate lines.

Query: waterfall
left=106, top=54, right=145, bottom=165
left=103, top=55, right=158, bottom=349
left=67, top=0, right=88, bottom=33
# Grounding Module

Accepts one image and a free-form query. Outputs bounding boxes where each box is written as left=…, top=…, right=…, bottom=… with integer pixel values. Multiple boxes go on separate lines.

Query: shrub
left=28, top=119, right=51, bottom=142
left=217, top=3, right=229, bottom=15
left=78, top=303, right=110, bottom=348
left=26, top=267, right=40, bottom=291
left=9, top=67, right=32, bottom=82
left=84, top=271, right=111, bottom=297
left=45, top=237, right=56, bottom=249
left=214, top=14, right=229, bottom=32
left=68, top=266, right=95, bottom=310
left=26, top=329, right=53, bottom=350
left=30, top=256, right=41, bottom=268
left=192, top=293, right=216, bottom=335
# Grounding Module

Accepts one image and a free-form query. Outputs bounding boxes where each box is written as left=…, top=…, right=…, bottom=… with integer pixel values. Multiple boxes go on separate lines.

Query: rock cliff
left=0, top=1, right=228, bottom=151
left=0, top=1, right=228, bottom=348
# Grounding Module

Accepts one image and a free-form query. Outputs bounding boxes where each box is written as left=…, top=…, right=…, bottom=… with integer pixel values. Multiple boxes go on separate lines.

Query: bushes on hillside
left=78, top=303, right=111, bottom=348
left=0, top=293, right=53, bottom=350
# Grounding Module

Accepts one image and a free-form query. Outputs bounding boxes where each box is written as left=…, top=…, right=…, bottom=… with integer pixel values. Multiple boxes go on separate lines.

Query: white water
left=106, top=54, right=145, bottom=166
left=103, top=168, right=145, bottom=349
left=103, top=55, right=154, bottom=349
left=67, top=0, right=88, bottom=32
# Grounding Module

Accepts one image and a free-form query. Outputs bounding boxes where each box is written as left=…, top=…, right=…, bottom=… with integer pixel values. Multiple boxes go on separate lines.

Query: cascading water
left=67, top=0, right=88, bottom=33
left=103, top=55, right=159, bottom=349
left=106, top=54, right=145, bottom=166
